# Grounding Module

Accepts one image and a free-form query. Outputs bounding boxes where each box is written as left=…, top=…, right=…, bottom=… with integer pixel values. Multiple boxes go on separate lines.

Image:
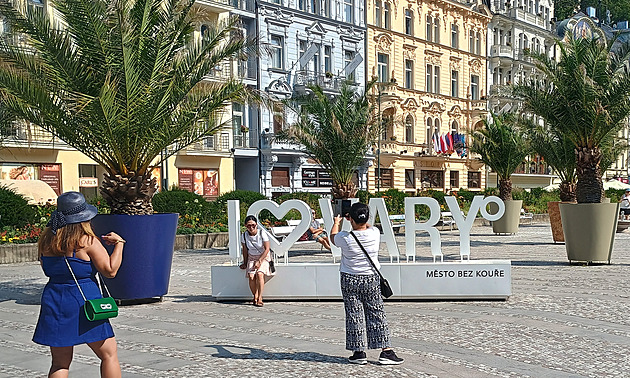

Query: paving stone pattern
left=0, top=223, right=629, bottom=377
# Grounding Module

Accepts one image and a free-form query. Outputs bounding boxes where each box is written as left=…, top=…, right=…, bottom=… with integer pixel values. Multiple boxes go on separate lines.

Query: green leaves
left=277, top=81, right=379, bottom=197
left=469, top=112, right=530, bottom=200
left=0, top=0, right=255, bottom=178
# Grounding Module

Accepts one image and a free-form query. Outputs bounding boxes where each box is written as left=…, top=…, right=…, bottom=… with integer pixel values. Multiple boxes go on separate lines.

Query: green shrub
left=87, top=195, right=111, bottom=214
left=0, top=185, right=35, bottom=228
left=152, top=189, right=215, bottom=233
left=455, top=189, right=477, bottom=203
left=208, top=190, right=268, bottom=225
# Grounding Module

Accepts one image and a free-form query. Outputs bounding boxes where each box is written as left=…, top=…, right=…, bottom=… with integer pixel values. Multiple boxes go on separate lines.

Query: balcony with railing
left=490, top=44, right=514, bottom=59
left=293, top=71, right=343, bottom=92
left=186, top=132, right=232, bottom=153
left=507, top=7, right=548, bottom=29
left=202, top=61, right=233, bottom=82
left=233, top=131, right=259, bottom=149
left=231, top=0, right=255, bottom=12
left=237, top=59, right=257, bottom=80
left=1, top=123, right=65, bottom=147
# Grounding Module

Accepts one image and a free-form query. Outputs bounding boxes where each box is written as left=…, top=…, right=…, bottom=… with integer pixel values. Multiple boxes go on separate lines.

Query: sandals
left=254, top=301, right=264, bottom=307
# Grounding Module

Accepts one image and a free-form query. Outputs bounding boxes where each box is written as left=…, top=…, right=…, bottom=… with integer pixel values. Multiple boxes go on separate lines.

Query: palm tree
left=513, top=35, right=630, bottom=203
left=523, top=119, right=577, bottom=202
left=469, top=112, right=530, bottom=201
left=277, top=81, right=379, bottom=199
left=0, top=0, right=256, bottom=214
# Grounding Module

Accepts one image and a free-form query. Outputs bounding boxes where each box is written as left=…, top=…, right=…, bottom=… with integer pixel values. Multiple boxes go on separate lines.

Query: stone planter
left=0, top=243, right=38, bottom=264
left=174, top=232, right=229, bottom=250
left=547, top=201, right=565, bottom=243
left=560, top=202, right=619, bottom=264
left=489, top=200, right=522, bottom=235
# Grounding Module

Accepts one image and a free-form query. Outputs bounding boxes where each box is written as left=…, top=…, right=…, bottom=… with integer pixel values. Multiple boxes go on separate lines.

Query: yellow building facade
left=0, top=0, right=236, bottom=202
left=366, top=0, right=491, bottom=194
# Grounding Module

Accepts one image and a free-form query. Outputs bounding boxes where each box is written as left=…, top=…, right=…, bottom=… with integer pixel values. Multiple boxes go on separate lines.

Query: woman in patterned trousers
left=330, top=202, right=404, bottom=365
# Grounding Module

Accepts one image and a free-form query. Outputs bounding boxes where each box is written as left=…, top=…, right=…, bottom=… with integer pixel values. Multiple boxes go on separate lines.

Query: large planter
left=91, top=213, right=178, bottom=301
left=489, top=200, right=522, bottom=235
left=547, top=201, right=565, bottom=243
left=559, top=202, right=618, bottom=264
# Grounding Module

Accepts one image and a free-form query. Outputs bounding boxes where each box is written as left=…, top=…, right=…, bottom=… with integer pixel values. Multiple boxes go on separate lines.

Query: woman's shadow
left=206, top=344, right=347, bottom=364
left=0, top=278, right=43, bottom=305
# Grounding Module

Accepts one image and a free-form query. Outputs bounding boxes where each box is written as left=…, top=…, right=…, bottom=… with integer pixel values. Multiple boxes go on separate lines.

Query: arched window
left=405, top=115, right=414, bottom=143
left=434, top=118, right=440, bottom=134
left=451, top=120, right=458, bottom=133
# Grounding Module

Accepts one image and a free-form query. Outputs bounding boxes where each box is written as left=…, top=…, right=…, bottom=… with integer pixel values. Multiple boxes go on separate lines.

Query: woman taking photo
left=33, top=191, right=125, bottom=377
left=331, top=202, right=403, bottom=365
left=239, top=215, right=274, bottom=307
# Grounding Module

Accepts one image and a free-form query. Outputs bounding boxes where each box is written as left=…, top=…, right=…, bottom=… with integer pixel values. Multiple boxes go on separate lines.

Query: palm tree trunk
left=558, top=181, right=576, bottom=202
left=100, top=171, right=157, bottom=214
left=498, top=178, right=512, bottom=201
left=331, top=182, right=357, bottom=200
left=575, top=147, right=604, bottom=203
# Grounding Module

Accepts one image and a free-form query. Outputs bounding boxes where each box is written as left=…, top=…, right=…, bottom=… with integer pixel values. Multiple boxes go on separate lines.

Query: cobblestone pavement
left=1, top=223, right=629, bottom=377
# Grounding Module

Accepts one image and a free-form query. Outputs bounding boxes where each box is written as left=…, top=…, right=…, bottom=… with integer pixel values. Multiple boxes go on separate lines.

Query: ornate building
left=486, top=0, right=557, bottom=189
left=255, top=0, right=368, bottom=198
left=366, top=0, right=491, bottom=193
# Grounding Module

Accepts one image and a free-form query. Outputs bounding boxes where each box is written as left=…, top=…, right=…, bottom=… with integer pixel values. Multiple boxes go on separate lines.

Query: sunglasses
left=245, top=223, right=257, bottom=228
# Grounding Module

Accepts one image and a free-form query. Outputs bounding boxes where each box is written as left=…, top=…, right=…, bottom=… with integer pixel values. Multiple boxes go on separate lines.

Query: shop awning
left=0, top=179, right=58, bottom=205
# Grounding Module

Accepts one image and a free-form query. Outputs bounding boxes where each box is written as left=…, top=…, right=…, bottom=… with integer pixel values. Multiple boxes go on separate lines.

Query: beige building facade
left=366, top=0, right=491, bottom=194
left=0, top=0, right=237, bottom=202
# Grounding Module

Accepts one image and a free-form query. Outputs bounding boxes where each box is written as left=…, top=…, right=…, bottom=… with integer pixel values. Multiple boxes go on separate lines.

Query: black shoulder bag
left=349, top=231, right=393, bottom=298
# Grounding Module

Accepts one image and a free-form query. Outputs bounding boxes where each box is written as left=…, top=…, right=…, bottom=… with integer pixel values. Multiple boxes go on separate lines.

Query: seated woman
left=238, top=215, right=274, bottom=307
left=309, top=210, right=331, bottom=251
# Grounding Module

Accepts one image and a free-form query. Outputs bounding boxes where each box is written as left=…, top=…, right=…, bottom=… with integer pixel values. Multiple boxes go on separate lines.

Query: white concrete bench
left=441, top=212, right=456, bottom=230
left=388, top=214, right=405, bottom=233
left=270, top=220, right=323, bottom=249
left=520, top=209, right=534, bottom=224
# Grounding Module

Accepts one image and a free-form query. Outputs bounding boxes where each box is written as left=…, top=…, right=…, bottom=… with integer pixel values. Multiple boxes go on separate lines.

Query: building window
left=421, top=170, right=444, bottom=188
left=273, top=103, right=284, bottom=133
left=469, top=29, right=475, bottom=53
left=451, top=70, right=458, bottom=97
left=384, top=3, right=391, bottom=29
left=375, top=1, right=381, bottom=27
left=433, top=66, right=440, bottom=94
left=405, top=9, right=413, bottom=35
left=78, top=164, right=98, bottom=199
left=434, top=118, right=440, bottom=134
left=451, top=23, right=459, bottom=48
left=379, top=168, right=394, bottom=188
left=425, top=64, right=432, bottom=92
left=270, top=35, right=283, bottom=69
left=309, top=0, right=319, bottom=14
left=471, top=74, right=479, bottom=100
left=426, top=15, right=432, bottom=41
left=405, top=115, right=414, bottom=143
left=433, top=18, right=440, bottom=43
left=467, top=171, right=481, bottom=188
left=476, top=31, right=481, bottom=54
left=345, top=50, right=356, bottom=80
left=377, top=53, right=389, bottom=82
left=299, top=0, right=306, bottom=11
left=344, top=0, right=353, bottom=23
left=451, top=120, right=458, bottom=133
left=405, top=60, right=413, bottom=89
left=324, top=46, right=332, bottom=74
left=271, top=167, right=290, bottom=187
left=450, top=170, right=459, bottom=188
left=405, top=169, right=415, bottom=188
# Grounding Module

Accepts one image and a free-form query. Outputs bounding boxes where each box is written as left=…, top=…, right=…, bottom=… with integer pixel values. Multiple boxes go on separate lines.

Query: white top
left=621, top=194, right=630, bottom=209
left=241, top=229, right=270, bottom=257
left=335, top=227, right=381, bottom=275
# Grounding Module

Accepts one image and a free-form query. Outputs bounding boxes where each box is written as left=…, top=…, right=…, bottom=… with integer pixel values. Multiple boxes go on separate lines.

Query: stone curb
left=0, top=232, right=230, bottom=264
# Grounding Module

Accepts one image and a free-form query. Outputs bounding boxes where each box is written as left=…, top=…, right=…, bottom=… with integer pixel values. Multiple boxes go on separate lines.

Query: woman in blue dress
left=33, top=191, right=125, bottom=378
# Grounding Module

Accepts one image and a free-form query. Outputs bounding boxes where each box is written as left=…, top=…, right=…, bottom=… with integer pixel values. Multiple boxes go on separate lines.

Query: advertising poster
left=38, top=164, right=61, bottom=195
left=178, top=168, right=219, bottom=198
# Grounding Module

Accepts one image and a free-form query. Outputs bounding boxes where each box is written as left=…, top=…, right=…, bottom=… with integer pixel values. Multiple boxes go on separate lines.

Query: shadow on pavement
left=206, top=344, right=347, bottom=364
left=0, top=278, right=42, bottom=305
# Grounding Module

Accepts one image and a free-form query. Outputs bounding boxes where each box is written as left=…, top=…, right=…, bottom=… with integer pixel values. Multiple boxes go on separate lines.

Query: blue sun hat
left=47, top=191, right=98, bottom=234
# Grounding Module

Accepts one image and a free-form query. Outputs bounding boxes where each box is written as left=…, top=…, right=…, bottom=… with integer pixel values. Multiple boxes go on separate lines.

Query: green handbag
left=65, top=257, right=119, bottom=321
left=84, top=296, right=118, bottom=321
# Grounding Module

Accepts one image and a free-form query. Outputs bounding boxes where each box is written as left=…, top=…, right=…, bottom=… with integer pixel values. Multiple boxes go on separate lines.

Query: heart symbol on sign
left=247, top=199, right=312, bottom=259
